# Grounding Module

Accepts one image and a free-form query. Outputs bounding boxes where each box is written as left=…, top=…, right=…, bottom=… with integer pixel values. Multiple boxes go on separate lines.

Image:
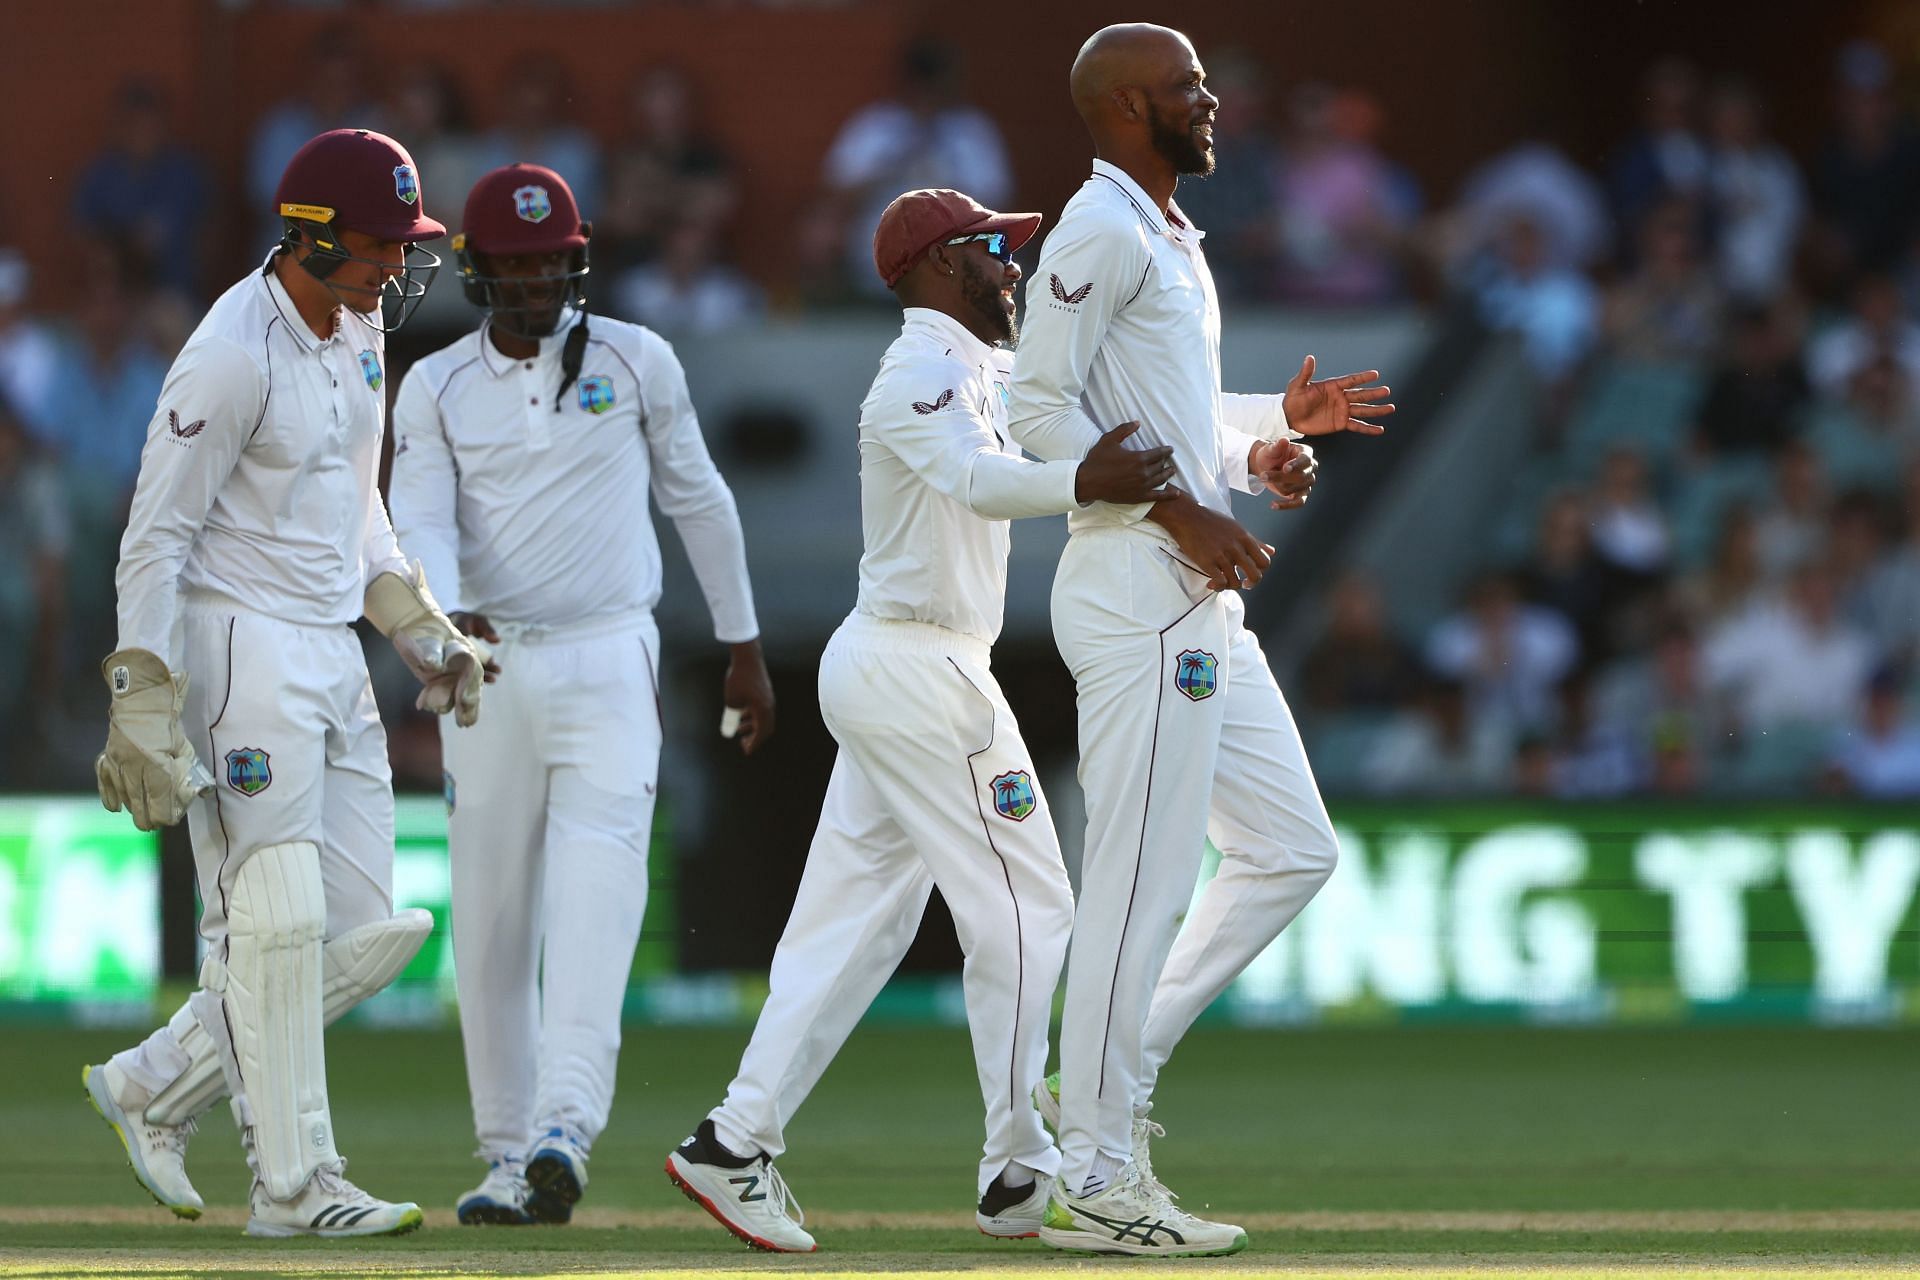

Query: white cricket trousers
left=709, top=613, right=1075, bottom=1195
left=110, top=594, right=396, bottom=1097
left=442, top=609, right=662, bottom=1157
left=1051, top=527, right=1338, bottom=1191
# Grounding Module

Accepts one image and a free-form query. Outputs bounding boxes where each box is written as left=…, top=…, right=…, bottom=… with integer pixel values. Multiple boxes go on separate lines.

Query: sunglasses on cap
left=944, top=231, right=1013, bottom=263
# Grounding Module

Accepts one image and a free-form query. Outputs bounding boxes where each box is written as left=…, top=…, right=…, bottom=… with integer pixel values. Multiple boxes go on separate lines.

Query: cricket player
left=82, top=128, right=490, bottom=1237
left=664, top=188, right=1183, bottom=1253
left=387, top=163, right=774, bottom=1227
left=1007, top=25, right=1396, bottom=1256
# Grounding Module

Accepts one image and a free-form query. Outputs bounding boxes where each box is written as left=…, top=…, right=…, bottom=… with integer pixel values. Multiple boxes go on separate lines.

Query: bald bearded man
left=1008, top=24, right=1395, bottom=1257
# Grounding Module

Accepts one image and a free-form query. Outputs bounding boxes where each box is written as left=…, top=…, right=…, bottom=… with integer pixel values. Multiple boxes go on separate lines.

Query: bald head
left=1071, top=24, right=1196, bottom=123
left=1069, top=23, right=1218, bottom=183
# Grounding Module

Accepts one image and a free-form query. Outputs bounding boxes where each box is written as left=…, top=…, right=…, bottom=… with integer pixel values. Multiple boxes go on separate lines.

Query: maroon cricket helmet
left=459, top=163, right=589, bottom=256
left=274, top=128, right=446, bottom=243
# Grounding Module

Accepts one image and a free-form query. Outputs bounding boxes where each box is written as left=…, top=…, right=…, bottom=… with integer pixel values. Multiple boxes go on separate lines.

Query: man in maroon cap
left=81, top=128, right=487, bottom=1238
left=664, top=187, right=1178, bottom=1252
left=388, top=163, right=774, bottom=1227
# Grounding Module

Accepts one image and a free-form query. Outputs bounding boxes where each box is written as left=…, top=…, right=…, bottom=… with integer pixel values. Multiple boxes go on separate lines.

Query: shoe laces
left=1133, top=1117, right=1175, bottom=1201
left=147, top=1115, right=196, bottom=1159
left=310, top=1163, right=371, bottom=1205
left=758, top=1158, right=806, bottom=1228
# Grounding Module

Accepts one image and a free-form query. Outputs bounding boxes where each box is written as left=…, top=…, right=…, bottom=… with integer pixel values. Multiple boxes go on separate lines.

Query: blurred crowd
left=2, top=26, right=1917, bottom=797
left=1297, top=44, right=1920, bottom=799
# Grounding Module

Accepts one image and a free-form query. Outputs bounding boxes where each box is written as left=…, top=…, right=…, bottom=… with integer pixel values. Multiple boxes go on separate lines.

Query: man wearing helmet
left=387, top=163, right=773, bottom=1226
left=82, top=129, right=487, bottom=1238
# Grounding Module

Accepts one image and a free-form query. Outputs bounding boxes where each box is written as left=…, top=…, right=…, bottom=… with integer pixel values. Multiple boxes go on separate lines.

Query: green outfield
left=3, top=1023, right=1917, bottom=1276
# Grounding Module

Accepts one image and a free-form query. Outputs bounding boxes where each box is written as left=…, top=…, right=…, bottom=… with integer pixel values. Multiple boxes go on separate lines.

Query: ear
left=1112, top=85, right=1143, bottom=121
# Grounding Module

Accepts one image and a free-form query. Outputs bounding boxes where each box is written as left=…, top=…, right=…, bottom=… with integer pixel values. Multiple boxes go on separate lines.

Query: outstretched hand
left=1281, top=355, right=1395, bottom=437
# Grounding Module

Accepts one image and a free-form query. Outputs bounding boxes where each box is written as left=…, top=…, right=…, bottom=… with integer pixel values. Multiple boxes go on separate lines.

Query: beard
left=491, top=284, right=566, bottom=337
left=1147, top=99, right=1215, bottom=177
left=961, top=260, right=1016, bottom=344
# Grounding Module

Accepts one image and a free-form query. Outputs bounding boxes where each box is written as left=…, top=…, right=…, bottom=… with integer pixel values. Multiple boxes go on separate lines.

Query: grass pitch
left=2, top=1022, right=1916, bottom=1276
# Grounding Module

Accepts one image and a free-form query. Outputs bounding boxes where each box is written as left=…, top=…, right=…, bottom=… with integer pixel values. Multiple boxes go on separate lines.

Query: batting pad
left=149, top=909, right=434, bottom=1127
left=204, top=841, right=337, bottom=1201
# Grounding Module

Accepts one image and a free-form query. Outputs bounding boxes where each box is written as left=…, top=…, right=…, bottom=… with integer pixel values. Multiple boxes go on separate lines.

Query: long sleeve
left=1006, top=210, right=1148, bottom=465
left=870, top=358, right=1081, bottom=521
left=387, top=366, right=467, bottom=612
left=114, top=337, right=261, bottom=659
left=1221, top=391, right=1293, bottom=442
left=640, top=331, right=760, bottom=644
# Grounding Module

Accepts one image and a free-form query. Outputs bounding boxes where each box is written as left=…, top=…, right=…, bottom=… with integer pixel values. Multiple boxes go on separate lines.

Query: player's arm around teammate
left=666, top=190, right=1175, bottom=1254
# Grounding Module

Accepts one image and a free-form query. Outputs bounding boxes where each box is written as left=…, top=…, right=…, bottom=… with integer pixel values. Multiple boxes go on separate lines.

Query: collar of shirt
left=1089, top=158, right=1205, bottom=245
left=899, top=306, right=998, bottom=365
left=477, top=306, right=586, bottom=377
left=258, top=252, right=342, bottom=352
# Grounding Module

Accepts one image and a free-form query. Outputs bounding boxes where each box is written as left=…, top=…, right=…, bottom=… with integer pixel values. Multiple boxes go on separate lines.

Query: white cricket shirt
left=388, top=310, right=758, bottom=641
left=1007, top=159, right=1293, bottom=531
left=853, top=307, right=1082, bottom=646
left=115, top=260, right=409, bottom=658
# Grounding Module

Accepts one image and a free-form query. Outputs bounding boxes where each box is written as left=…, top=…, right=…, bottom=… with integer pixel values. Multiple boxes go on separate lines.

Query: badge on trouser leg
left=206, top=841, right=337, bottom=1200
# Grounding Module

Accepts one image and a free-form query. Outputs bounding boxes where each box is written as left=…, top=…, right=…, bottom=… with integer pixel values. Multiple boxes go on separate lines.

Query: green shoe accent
left=1043, top=1197, right=1076, bottom=1230
left=1044, top=1071, right=1060, bottom=1104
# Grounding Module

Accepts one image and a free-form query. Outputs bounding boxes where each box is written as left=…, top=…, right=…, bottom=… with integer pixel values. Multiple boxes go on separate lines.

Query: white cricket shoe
left=1033, top=1072, right=1173, bottom=1200
left=82, top=1062, right=204, bottom=1220
left=1039, top=1160, right=1246, bottom=1257
left=525, top=1125, right=589, bottom=1224
left=665, top=1119, right=816, bottom=1252
left=245, top=1163, right=424, bottom=1238
left=457, top=1150, right=535, bottom=1226
left=977, top=1171, right=1051, bottom=1238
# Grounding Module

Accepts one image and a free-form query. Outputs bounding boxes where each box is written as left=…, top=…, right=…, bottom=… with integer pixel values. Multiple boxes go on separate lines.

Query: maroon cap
left=275, top=129, right=446, bottom=243
left=460, top=163, right=589, bottom=256
left=873, top=188, right=1042, bottom=287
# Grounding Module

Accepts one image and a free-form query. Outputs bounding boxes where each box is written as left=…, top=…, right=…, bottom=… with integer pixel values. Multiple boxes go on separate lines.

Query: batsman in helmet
left=82, top=128, right=490, bottom=1237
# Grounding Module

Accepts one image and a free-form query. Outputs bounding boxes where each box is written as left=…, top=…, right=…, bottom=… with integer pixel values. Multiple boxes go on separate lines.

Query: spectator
left=1809, top=41, right=1920, bottom=279
left=1752, top=441, right=1829, bottom=581
left=1297, top=570, right=1422, bottom=713
left=1603, top=198, right=1725, bottom=364
left=1826, top=488, right=1891, bottom=623
left=1517, top=489, right=1614, bottom=660
left=810, top=38, right=1012, bottom=299
left=1272, top=82, right=1413, bottom=305
left=1704, top=561, right=1875, bottom=733
left=1692, top=302, right=1809, bottom=456
left=1362, top=675, right=1513, bottom=795
left=1606, top=58, right=1710, bottom=259
left=1825, top=668, right=1920, bottom=797
left=476, top=53, right=605, bottom=219
left=1807, top=274, right=1920, bottom=399
left=1589, top=446, right=1671, bottom=578
left=71, top=82, right=210, bottom=300
left=613, top=219, right=764, bottom=338
left=1548, top=669, right=1646, bottom=797
left=1166, top=49, right=1282, bottom=302
left=1594, top=619, right=1723, bottom=779
left=1450, top=141, right=1611, bottom=274
left=1678, top=503, right=1765, bottom=626
left=599, top=65, right=737, bottom=279
left=1861, top=460, right=1920, bottom=673
left=1703, top=78, right=1803, bottom=303
left=1472, top=213, right=1601, bottom=386
left=1805, top=354, right=1920, bottom=493
left=0, top=251, right=59, bottom=439
left=33, top=244, right=167, bottom=490
left=1426, top=571, right=1580, bottom=735
left=249, top=26, right=383, bottom=248
left=0, top=401, right=70, bottom=768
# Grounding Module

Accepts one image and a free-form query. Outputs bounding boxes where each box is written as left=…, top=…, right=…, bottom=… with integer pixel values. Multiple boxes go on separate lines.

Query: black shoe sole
left=524, top=1152, right=581, bottom=1225
left=457, top=1200, right=536, bottom=1226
